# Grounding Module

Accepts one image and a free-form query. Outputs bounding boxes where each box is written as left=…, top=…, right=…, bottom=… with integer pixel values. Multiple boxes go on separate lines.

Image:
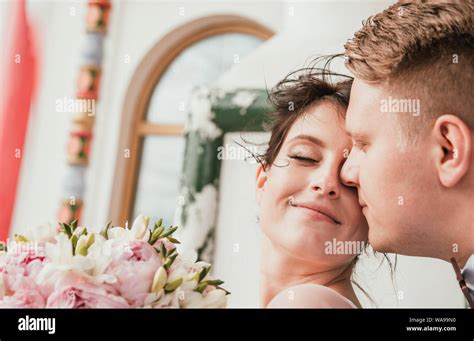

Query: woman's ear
left=432, top=114, right=472, bottom=187
left=256, top=163, right=268, bottom=205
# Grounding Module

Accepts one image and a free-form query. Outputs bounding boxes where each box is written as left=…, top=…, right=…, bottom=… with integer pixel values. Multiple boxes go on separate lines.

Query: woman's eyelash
left=288, top=154, right=319, bottom=164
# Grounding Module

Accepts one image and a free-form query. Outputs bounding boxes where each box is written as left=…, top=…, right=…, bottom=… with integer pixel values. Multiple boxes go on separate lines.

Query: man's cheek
left=362, top=155, right=384, bottom=199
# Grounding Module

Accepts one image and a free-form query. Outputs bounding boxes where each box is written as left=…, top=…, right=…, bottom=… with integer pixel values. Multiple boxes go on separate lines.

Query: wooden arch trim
left=109, top=14, right=274, bottom=225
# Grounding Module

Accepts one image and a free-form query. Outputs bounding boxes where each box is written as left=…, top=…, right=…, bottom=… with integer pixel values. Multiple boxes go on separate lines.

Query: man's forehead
left=345, top=115, right=367, bottom=138
left=345, top=101, right=370, bottom=137
left=345, top=79, right=384, bottom=136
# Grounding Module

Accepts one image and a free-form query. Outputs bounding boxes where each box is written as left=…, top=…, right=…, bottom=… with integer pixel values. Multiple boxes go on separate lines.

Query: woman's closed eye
left=288, top=153, right=320, bottom=165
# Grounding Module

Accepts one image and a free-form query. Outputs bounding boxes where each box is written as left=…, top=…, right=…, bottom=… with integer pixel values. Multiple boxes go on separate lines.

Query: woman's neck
left=260, top=235, right=360, bottom=308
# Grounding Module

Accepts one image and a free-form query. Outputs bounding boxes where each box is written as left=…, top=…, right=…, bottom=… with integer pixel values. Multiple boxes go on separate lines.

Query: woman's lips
left=292, top=203, right=341, bottom=225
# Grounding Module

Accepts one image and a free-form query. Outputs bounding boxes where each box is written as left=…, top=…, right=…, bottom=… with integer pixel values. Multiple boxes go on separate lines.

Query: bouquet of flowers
left=0, top=215, right=229, bottom=308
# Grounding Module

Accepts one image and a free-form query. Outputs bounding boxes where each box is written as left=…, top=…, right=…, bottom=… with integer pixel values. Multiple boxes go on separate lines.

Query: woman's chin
left=277, top=225, right=336, bottom=250
left=288, top=215, right=342, bottom=241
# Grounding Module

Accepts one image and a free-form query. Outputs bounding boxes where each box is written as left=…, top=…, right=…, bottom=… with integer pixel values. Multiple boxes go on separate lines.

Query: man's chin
left=368, top=230, right=393, bottom=254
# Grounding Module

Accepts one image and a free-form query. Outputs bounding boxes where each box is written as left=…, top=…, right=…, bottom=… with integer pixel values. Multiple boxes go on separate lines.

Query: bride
left=256, top=68, right=368, bottom=308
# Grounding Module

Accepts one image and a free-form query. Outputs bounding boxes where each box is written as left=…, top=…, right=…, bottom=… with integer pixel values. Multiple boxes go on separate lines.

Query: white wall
left=0, top=1, right=9, bottom=76
left=11, top=1, right=284, bottom=234
left=11, top=1, right=87, bottom=232
left=213, top=132, right=268, bottom=308
left=218, top=0, right=392, bottom=89
left=74, top=1, right=284, bottom=230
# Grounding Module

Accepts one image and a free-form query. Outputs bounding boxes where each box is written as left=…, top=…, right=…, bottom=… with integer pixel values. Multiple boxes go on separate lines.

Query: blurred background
left=0, top=0, right=465, bottom=308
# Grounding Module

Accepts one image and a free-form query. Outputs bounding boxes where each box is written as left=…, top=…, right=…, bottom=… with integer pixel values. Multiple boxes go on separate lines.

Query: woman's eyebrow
left=287, top=134, right=325, bottom=148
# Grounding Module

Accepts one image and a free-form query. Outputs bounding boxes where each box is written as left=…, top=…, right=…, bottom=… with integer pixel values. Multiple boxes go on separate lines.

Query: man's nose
left=340, top=151, right=360, bottom=188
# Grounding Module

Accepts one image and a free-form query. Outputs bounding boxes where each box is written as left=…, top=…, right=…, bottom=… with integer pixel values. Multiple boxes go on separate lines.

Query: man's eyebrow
left=346, top=129, right=368, bottom=140
left=287, top=134, right=325, bottom=147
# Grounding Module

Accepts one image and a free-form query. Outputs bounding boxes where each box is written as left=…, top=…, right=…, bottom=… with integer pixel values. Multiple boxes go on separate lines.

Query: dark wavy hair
left=262, top=55, right=352, bottom=170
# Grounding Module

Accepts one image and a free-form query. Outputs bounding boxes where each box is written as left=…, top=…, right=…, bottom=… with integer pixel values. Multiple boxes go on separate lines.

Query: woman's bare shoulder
left=267, top=284, right=357, bottom=308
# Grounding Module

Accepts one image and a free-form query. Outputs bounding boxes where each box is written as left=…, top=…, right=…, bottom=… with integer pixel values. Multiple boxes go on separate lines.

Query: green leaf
left=100, top=221, right=112, bottom=239
left=187, top=272, right=200, bottom=282
left=166, top=237, right=181, bottom=244
left=70, top=219, right=78, bottom=232
left=196, top=282, right=208, bottom=294
left=59, top=223, right=72, bottom=238
left=164, top=277, right=183, bottom=293
left=160, top=226, right=178, bottom=239
left=160, top=242, right=167, bottom=258
left=154, top=225, right=164, bottom=237
left=86, top=233, right=95, bottom=248
left=155, top=218, right=163, bottom=229
left=149, top=226, right=165, bottom=245
left=163, top=253, right=178, bottom=270
left=71, top=235, right=79, bottom=255
left=198, top=266, right=210, bottom=282
left=203, top=279, right=224, bottom=287
left=217, top=287, right=231, bottom=295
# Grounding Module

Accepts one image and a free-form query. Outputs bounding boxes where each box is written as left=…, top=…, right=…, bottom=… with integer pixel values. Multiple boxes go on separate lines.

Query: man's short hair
left=345, top=0, right=474, bottom=142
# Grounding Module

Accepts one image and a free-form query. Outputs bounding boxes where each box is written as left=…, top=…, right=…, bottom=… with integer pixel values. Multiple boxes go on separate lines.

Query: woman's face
left=257, top=101, right=368, bottom=269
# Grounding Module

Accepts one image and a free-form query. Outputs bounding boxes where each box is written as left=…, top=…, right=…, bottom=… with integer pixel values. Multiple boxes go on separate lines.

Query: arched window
left=110, top=15, right=273, bottom=225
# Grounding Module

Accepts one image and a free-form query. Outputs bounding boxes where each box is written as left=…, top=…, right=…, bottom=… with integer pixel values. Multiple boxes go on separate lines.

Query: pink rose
left=105, top=241, right=162, bottom=307
left=0, top=289, right=45, bottom=308
left=0, top=271, right=45, bottom=308
left=2, top=241, right=46, bottom=271
left=37, top=270, right=118, bottom=304
left=2, top=269, right=39, bottom=293
left=0, top=247, right=47, bottom=303
left=46, top=281, right=129, bottom=308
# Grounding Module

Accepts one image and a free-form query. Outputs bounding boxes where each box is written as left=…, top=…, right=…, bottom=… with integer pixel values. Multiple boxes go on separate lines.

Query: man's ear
left=432, top=114, right=472, bottom=187
left=256, top=163, right=268, bottom=205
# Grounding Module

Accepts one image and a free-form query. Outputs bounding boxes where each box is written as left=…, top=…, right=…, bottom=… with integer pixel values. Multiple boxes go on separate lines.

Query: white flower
left=84, top=235, right=116, bottom=284
left=35, top=234, right=94, bottom=286
left=75, top=233, right=95, bottom=256
left=130, top=215, right=150, bottom=240
left=201, top=289, right=227, bottom=308
left=181, top=289, right=227, bottom=308
left=106, top=215, right=150, bottom=242
left=49, top=234, right=94, bottom=271
left=151, top=266, right=168, bottom=293
left=143, top=290, right=165, bottom=307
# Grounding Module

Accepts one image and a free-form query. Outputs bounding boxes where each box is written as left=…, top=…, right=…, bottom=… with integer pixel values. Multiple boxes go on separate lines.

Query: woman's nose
left=310, top=167, right=341, bottom=199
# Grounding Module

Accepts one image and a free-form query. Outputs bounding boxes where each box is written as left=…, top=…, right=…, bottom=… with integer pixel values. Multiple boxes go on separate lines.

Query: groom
left=340, top=0, right=474, bottom=306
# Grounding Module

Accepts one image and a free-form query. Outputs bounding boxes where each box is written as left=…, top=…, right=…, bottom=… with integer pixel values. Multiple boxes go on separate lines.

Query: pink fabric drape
left=0, top=0, right=37, bottom=241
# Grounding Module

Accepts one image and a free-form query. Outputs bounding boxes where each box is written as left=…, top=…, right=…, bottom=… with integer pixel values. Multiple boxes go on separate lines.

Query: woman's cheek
left=260, top=168, right=294, bottom=228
